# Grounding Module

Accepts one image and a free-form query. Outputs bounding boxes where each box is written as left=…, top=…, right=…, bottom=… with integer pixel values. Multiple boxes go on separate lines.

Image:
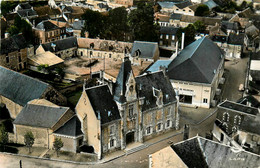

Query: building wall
left=55, top=47, right=77, bottom=60
left=161, top=6, right=194, bottom=16
left=114, top=0, right=133, bottom=6
left=75, top=90, right=102, bottom=159
left=54, top=135, right=83, bottom=153
left=0, top=48, right=27, bottom=71
left=41, top=87, right=67, bottom=106
left=101, top=120, right=122, bottom=154
left=142, top=103, right=178, bottom=141
left=171, top=81, right=212, bottom=108
left=237, top=130, right=260, bottom=154
left=78, top=48, right=125, bottom=61
left=0, top=96, right=23, bottom=119
left=34, top=28, right=61, bottom=44
left=14, top=124, right=54, bottom=148
left=159, top=34, right=176, bottom=48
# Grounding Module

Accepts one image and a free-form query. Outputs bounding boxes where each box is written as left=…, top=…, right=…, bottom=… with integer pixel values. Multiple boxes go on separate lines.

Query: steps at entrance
left=125, top=144, right=149, bottom=155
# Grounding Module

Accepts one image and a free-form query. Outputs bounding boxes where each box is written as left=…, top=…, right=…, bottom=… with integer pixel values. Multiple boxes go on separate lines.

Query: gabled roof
left=170, top=13, right=182, bottom=20
left=36, top=20, right=59, bottom=31
left=34, top=5, right=61, bottom=16
left=175, top=1, right=193, bottom=9
left=131, top=41, right=158, bottom=59
left=0, top=66, right=49, bottom=106
left=238, top=8, right=253, bottom=18
left=167, top=37, right=224, bottom=84
left=113, top=58, right=133, bottom=103
left=54, top=115, right=83, bottom=137
left=28, top=51, right=64, bottom=67
left=1, top=34, right=28, bottom=55
left=147, top=60, right=172, bottom=73
left=172, top=136, right=260, bottom=168
left=86, top=85, right=121, bottom=125
left=29, top=15, right=50, bottom=27
left=227, top=33, right=245, bottom=45
left=222, top=21, right=240, bottom=31
left=180, top=15, right=221, bottom=26
left=41, top=37, right=77, bottom=52
left=18, top=3, right=32, bottom=10
left=160, top=26, right=179, bottom=35
left=240, top=114, right=260, bottom=135
left=135, top=71, right=177, bottom=111
left=17, top=9, right=38, bottom=18
left=13, top=104, right=69, bottom=128
left=218, top=100, right=259, bottom=116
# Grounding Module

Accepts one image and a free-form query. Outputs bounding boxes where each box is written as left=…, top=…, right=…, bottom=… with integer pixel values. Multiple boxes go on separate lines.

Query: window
left=203, top=98, right=208, bottom=104
left=166, top=120, right=171, bottom=128
left=189, top=10, right=191, bottom=12
left=6, top=56, right=9, bottom=63
left=110, top=125, right=115, bottom=135
left=110, top=139, right=115, bottom=148
left=172, top=36, right=175, bottom=40
left=146, top=126, right=152, bottom=135
left=157, top=123, right=162, bottom=131
left=129, top=104, right=134, bottom=117
left=166, top=35, right=169, bottom=39
left=183, top=9, right=185, bottom=11
left=109, top=54, right=111, bottom=58
left=18, top=56, right=22, bottom=62
left=222, top=112, right=229, bottom=122
left=24, top=62, right=26, bottom=68
left=90, top=51, right=93, bottom=56
left=81, top=51, right=83, bottom=56
left=234, top=115, right=241, bottom=125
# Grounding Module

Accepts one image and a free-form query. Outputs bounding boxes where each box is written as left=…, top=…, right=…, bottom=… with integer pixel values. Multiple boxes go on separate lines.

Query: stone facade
left=33, top=27, right=62, bottom=44
left=0, top=48, right=27, bottom=71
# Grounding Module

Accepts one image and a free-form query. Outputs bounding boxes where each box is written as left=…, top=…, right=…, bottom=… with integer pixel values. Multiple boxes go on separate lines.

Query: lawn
left=65, top=90, right=82, bottom=107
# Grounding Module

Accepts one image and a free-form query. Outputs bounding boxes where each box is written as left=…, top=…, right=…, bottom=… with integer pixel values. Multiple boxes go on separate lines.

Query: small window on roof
left=108, top=111, right=112, bottom=117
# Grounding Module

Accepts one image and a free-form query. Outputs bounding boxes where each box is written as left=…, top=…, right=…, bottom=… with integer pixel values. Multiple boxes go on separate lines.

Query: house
left=149, top=136, right=260, bottom=168
left=39, top=37, right=78, bottom=59
left=248, top=51, right=260, bottom=96
left=155, top=14, right=171, bottom=27
left=229, top=8, right=253, bottom=28
left=15, top=2, right=33, bottom=11
left=27, top=51, right=64, bottom=73
left=73, top=19, right=85, bottom=37
left=158, top=1, right=194, bottom=16
left=16, top=9, right=38, bottom=19
left=77, top=38, right=132, bottom=61
left=53, top=115, right=84, bottom=153
left=167, top=37, right=225, bottom=108
left=130, top=41, right=159, bottom=65
left=211, top=33, right=248, bottom=59
left=0, top=66, right=67, bottom=118
left=34, top=20, right=63, bottom=44
left=221, top=21, right=242, bottom=35
left=33, top=5, right=61, bottom=19
left=49, top=20, right=70, bottom=39
left=13, top=102, right=74, bottom=149
left=113, top=58, right=179, bottom=146
left=75, top=84, right=122, bottom=159
left=114, top=0, right=133, bottom=7
left=212, top=100, right=260, bottom=154
left=0, top=34, right=32, bottom=71
left=159, top=26, right=179, bottom=50
left=28, top=15, right=50, bottom=28
left=245, top=24, right=260, bottom=51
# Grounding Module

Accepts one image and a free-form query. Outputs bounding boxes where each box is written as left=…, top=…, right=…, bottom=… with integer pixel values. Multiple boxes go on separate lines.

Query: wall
left=55, top=47, right=77, bottom=60
left=75, top=90, right=101, bottom=159
left=78, top=48, right=125, bottom=61
left=0, top=96, right=23, bottom=118
left=0, top=48, right=27, bottom=71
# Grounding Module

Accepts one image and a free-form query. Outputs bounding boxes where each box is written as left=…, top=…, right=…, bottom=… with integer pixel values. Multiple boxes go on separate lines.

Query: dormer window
left=129, top=85, right=133, bottom=92
left=135, top=49, right=141, bottom=57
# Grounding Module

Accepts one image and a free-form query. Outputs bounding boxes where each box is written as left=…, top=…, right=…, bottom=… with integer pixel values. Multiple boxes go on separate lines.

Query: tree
left=129, top=3, right=160, bottom=42
left=193, top=20, right=206, bottom=33
left=177, top=24, right=196, bottom=47
left=195, top=4, right=210, bottom=16
left=24, top=131, right=34, bottom=153
left=108, top=7, right=129, bottom=41
left=81, top=9, right=108, bottom=38
left=0, top=124, right=8, bottom=152
left=53, top=137, right=63, bottom=156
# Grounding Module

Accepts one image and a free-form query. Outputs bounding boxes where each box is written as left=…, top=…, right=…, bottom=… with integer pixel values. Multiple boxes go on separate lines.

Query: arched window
left=222, top=112, right=229, bottom=122
left=234, top=115, right=241, bottom=125
left=222, top=123, right=228, bottom=132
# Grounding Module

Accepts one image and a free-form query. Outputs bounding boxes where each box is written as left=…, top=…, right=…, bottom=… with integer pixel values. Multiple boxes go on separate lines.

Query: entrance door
left=179, top=94, right=192, bottom=104
left=126, top=132, right=135, bottom=144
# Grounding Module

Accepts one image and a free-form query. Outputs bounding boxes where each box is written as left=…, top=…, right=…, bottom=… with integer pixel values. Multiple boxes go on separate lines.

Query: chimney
left=183, top=124, right=189, bottom=140
left=181, top=32, right=185, bottom=50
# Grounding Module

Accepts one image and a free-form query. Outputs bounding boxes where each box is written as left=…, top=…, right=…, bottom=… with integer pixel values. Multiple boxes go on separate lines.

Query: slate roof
left=157, top=2, right=179, bottom=9
left=147, top=60, right=172, bottom=73
left=131, top=41, right=158, bottom=59
left=1, top=34, right=28, bottom=55
left=172, top=136, right=260, bottom=168
left=36, top=20, right=59, bottom=31
left=251, top=51, right=260, bottom=60
left=17, top=9, right=37, bottom=18
left=29, top=15, right=50, bottom=27
left=34, top=5, right=61, bottom=16
left=13, top=104, right=69, bottom=128
left=180, top=15, right=221, bottom=26
left=54, top=115, right=83, bottom=137
left=160, top=26, right=179, bottom=35
left=218, top=100, right=259, bottom=116
left=73, top=20, right=85, bottom=30
left=175, top=1, right=192, bottom=9
left=135, top=71, right=177, bottom=111
left=236, top=95, right=260, bottom=108
left=240, top=114, right=260, bottom=135
left=41, top=37, right=77, bottom=52
left=167, top=37, right=224, bottom=84
left=211, top=35, right=228, bottom=43
left=222, top=21, right=240, bottom=31
left=238, top=8, right=253, bottom=18
left=19, top=3, right=32, bottom=10
left=204, top=0, right=218, bottom=9
left=227, top=33, right=245, bottom=45
left=113, top=58, right=133, bottom=103
left=86, top=85, right=121, bottom=125
left=170, top=13, right=182, bottom=20
left=0, top=66, right=49, bottom=106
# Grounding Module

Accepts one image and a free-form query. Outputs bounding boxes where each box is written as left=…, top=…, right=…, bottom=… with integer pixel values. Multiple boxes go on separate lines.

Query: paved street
left=222, top=57, right=249, bottom=101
